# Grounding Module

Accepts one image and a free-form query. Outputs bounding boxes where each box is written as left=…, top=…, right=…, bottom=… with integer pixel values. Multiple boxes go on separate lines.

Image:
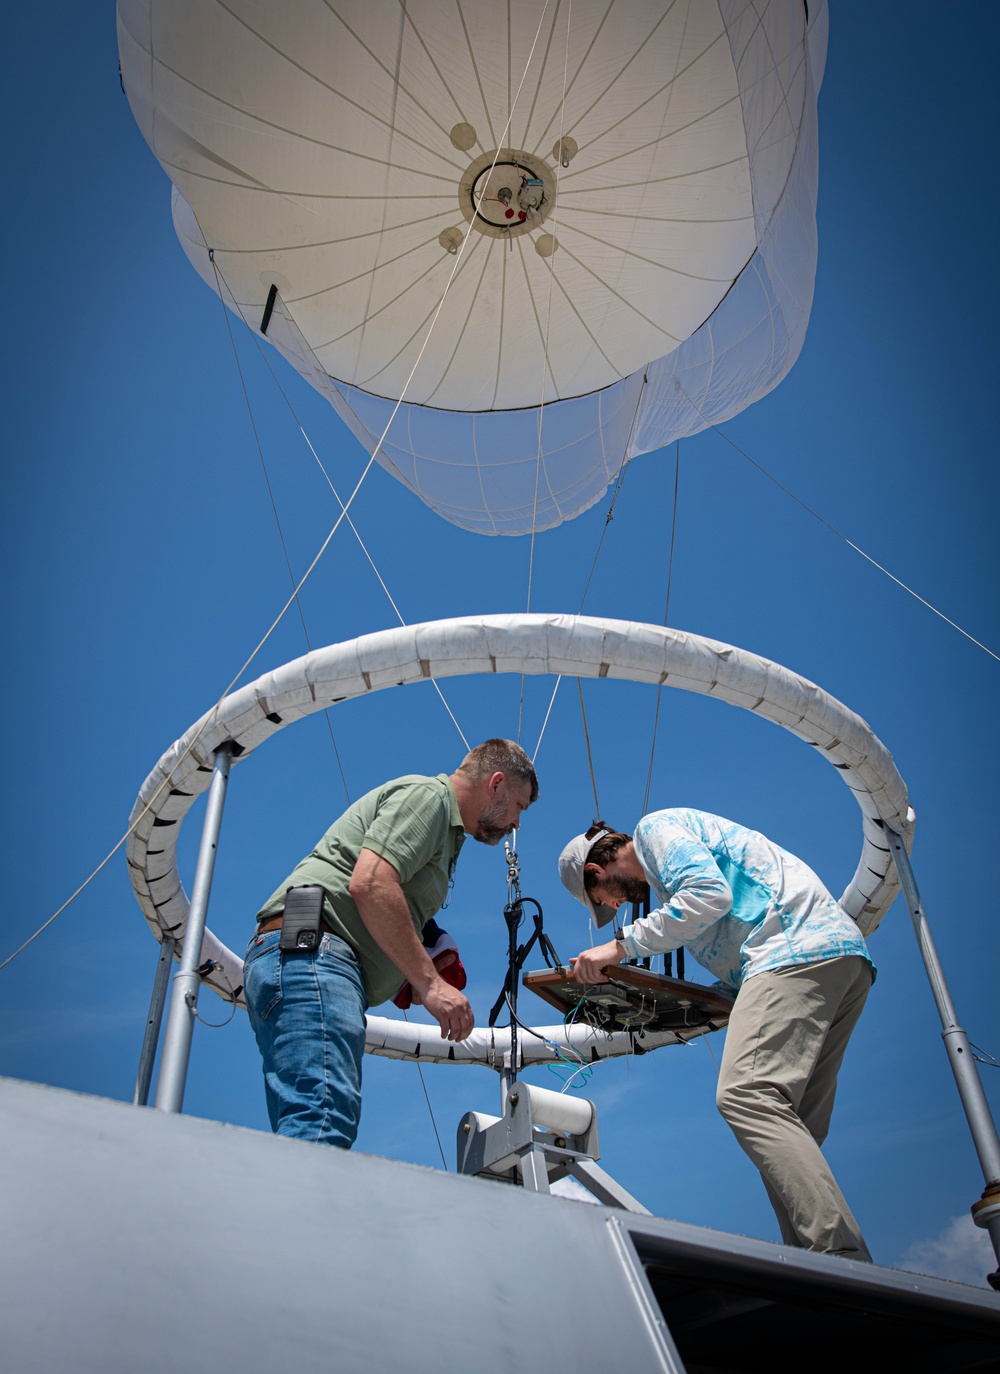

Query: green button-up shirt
left=256, top=773, right=466, bottom=1005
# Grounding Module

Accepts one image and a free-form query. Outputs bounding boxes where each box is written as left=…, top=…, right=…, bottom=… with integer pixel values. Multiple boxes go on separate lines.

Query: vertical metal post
left=154, top=744, right=233, bottom=1115
left=885, top=824, right=1000, bottom=1279
left=133, top=936, right=176, bottom=1106
left=518, top=1145, right=551, bottom=1194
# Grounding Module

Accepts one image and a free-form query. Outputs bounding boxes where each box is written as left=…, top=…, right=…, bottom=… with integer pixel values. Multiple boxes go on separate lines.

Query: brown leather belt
left=256, top=914, right=284, bottom=935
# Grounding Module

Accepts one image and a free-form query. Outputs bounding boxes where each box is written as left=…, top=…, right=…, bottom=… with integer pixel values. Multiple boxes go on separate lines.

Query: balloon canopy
left=118, top=0, right=827, bottom=534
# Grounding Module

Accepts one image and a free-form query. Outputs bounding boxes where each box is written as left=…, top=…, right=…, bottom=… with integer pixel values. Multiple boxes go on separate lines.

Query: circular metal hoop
left=127, top=614, right=912, bottom=1052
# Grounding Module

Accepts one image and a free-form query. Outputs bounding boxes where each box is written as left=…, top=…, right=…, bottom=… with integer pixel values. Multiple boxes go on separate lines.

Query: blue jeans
left=243, top=929, right=368, bottom=1149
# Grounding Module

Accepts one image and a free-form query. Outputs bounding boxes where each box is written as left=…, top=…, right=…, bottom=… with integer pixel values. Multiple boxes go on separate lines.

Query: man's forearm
left=349, top=848, right=473, bottom=1040
left=353, top=874, right=439, bottom=994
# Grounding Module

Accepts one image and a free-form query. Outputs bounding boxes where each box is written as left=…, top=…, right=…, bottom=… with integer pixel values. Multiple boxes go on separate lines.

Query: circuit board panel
left=522, top=966, right=734, bottom=1037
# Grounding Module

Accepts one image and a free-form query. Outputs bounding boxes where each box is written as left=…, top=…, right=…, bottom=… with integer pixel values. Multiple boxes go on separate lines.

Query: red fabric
left=393, top=948, right=467, bottom=1009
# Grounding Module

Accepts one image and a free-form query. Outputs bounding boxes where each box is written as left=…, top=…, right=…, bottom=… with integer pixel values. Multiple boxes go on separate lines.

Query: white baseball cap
left=558, top=828, right=618, bottom=928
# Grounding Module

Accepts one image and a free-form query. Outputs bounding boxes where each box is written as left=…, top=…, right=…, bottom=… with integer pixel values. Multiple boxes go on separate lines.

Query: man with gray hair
left=558, top=808, right=873, bottom=1261
left=246, top=739, right=538, bottom=1149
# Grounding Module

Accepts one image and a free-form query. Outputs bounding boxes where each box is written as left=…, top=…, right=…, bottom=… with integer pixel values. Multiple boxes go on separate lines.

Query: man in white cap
left=558, top=809, right=873, bottom=1261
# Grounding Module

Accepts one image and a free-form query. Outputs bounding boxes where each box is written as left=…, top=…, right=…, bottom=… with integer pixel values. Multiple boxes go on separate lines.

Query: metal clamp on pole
left=153, top=743, right=234, bottom=1115
left=884, top=822, right=1000, bottom=1287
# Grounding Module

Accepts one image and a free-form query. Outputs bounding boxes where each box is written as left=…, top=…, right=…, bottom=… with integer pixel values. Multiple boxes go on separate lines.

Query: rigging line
left=519, top=0, right=572, bottom=745
left=576, top=374, right=649, bottom=615
left=641, top=439, right=681, bottom=815
left=531, top=673, right=563, bottom=765
left=209, top=256, right=352, bottom=804
left=402, top=1008, right=449, bottom=1170
left=477, top=0, right=553, bottom=198
left=527, top=0, right=612, bottom=156
left=0, top=705, right=233, bottom=973
left=3, top=332, right=414, bottom=967
left=430, top=686, right=471, bottom=753
left=525, top=0, right=573, bottom=576
left=212, top=263, right=470, bottom=753
left=3, top=586, right=307, bottom=972
left=578, top=676, right=601, bottom=818
left=516, top=0, right=560, bottom=151
left=612, top=0, right=686, bottom=790
left=1, top=529, right=341, bottom=971
left=353, top=0, right=406, bottom=380
left=970, top=1042, right=1000, bottom=1069
left=201, top=104, right=508, bottom=699
left=7, top=8, right=556, bottom=971
left=412, top=3, right=555, bottom=744
left=210, top=0, right=553, bottom=744
left=0, top=834, right=132, bottom=971
left=528, top=373, right=649, bottom=765
left=4, top=184, right=486, bottom=970
left=710, top=421, right=1000, bottom=664
left=528, top=373, right=650, bottom=762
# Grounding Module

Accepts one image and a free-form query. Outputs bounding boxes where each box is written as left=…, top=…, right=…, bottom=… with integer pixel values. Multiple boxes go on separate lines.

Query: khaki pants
left=716, top=955, right=873, bottom=1261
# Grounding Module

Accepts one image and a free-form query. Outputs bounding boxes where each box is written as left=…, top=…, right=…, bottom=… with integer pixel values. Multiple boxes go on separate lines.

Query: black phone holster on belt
left=279, top=885, right=325, bottom=952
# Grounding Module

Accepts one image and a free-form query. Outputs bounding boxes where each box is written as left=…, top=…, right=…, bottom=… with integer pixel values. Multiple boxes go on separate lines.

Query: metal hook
left=504, top=837, right=521, bottom=903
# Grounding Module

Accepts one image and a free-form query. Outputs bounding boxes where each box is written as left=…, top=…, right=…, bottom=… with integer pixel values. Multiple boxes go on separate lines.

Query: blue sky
left=2, top=3, right=998, bottom=1287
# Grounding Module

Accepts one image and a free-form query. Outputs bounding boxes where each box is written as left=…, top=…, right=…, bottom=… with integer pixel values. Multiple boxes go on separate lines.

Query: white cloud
left=897, top=1213, right=996, bottom=1289
left=549, top=1175, right=602, bottom=1205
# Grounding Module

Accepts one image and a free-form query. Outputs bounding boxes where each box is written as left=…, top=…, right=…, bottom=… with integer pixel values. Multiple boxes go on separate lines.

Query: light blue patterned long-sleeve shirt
left=619, top=809, right=872, bottom=993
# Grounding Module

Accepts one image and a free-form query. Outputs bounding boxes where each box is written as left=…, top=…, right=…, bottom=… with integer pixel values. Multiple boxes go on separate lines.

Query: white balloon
left=118, top=0, right=828, bottom=533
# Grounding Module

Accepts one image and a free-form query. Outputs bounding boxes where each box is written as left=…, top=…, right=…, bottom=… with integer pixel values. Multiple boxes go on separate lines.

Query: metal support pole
left=133, top=935, right=176, bottom=1106
left=885, top=824, right=1000, bottom=1282
left=153, top=744, right=233, bottom=1115
left=518, top=1145, right=551, bottom=1194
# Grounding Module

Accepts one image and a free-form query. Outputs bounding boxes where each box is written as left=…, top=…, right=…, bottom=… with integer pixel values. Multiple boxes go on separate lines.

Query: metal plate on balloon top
left=522, top=966, right=734, bottom=1037
left=458, top=148, right=556, bottom=239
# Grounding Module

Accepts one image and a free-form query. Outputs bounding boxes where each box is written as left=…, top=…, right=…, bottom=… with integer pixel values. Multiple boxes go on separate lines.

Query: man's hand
left=569, top=939, right=625, bottom=984
left=420, top=974, right=474, bottom=1041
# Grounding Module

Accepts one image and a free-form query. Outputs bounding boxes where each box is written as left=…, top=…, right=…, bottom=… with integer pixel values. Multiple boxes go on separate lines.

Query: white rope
left=519, top=0, right=572, bottom=742
left=530, top=672, right=563, bottom=765
left=642, top=439, right=682, bottom=814
left=709, top=420, right=1000, bottom=665
left=525, top=0, right=572, bottom=580
left=0, top=726, right=222, bottom=972
left=212, top=264, right=471, bottom=750
left=2, top=23, right=568, bottom=968
left=216, top=3, right=555, bottom=753
left=209, top=256, right=352, bottom=802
